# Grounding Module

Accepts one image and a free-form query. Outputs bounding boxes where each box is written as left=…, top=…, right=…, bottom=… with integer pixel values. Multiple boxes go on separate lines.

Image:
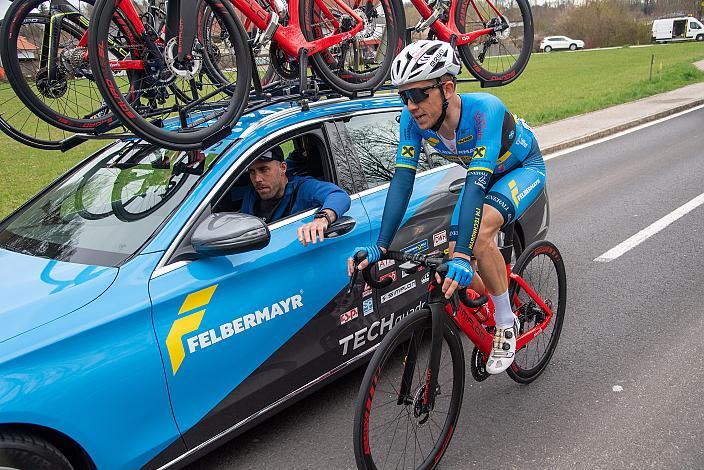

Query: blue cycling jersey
left=377, top=92, right=545, bottom=257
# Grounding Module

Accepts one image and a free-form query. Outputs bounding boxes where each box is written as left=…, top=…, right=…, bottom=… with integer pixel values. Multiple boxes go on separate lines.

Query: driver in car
left=240, top=146, right=351, bottom=246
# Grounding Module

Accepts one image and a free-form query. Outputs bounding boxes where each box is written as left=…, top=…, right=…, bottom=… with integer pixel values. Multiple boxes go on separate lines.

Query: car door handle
left=324, top=216, right=356, bottom=238
left=449, top=179, right=465, bottom=194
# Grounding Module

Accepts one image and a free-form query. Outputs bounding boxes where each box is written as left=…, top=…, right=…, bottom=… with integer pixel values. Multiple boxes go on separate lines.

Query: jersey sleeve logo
left=471, top=146, right=486, bottom=159
left=401, top=145, right=415, bottom=157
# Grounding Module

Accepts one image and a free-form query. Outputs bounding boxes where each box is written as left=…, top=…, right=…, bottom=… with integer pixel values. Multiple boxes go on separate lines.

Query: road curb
left=540, top=97, right=704, bottom=155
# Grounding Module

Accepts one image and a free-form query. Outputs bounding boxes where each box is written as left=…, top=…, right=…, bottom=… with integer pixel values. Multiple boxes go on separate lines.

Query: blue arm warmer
left=376, top=167, right=416, bottom=249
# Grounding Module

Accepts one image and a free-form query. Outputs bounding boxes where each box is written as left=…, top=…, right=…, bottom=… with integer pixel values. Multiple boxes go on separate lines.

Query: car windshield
left=0, top=141, right=216, bottom=266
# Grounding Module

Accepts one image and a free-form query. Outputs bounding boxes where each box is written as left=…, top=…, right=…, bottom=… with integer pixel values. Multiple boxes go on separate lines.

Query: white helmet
left=390, top=40, right=461, bottom=86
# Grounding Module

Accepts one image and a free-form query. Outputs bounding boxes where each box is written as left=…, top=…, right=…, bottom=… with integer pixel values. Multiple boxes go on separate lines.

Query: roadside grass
left=1, top=42, right=704, bottom=218
left=456, top=42, right=704, bottom=124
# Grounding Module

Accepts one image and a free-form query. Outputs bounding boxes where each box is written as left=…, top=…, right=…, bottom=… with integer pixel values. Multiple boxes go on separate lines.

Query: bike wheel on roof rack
left=0, top=3, right=118, bottom=134
left=88, top=0, right=252, bottom=151
left=454, top=0, right=533, bottom=86
left=300, top=0, right=405, bottom=97
left=227, top=7, right=287, bottom=90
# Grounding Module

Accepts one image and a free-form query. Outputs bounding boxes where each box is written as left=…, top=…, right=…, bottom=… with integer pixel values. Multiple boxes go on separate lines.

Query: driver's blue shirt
left=240, top=175, right=351, bottom=224
left=378, top=92, right=545, bottom=257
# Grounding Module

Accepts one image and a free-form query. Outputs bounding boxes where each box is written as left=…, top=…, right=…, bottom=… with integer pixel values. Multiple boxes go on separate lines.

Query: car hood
left=0, top=249, right=118, bottom=343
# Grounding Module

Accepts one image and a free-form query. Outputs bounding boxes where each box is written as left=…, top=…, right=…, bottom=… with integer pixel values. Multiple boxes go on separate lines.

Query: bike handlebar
left=353, top=250, right=488, bottom=308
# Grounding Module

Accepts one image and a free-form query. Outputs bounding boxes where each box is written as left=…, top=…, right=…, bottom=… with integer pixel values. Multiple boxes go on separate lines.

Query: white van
left=652, top=17, right=704, bottom=42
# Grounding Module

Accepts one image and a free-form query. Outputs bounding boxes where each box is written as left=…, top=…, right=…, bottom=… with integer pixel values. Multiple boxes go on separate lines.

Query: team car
left=0, top=95, right=549, bottom=469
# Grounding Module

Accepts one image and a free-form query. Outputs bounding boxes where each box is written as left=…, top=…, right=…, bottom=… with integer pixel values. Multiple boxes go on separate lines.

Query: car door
left=148, top=124, right=371, bottom=449
left=334, top=107, right=466, bottom=357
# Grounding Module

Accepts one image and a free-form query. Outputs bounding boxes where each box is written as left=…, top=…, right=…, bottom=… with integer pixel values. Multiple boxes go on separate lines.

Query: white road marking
left=594, top=192, right=704, bottom=262
left=543, top=104, right=704, bottom=161
left=613, top=385, right=623, bottom=392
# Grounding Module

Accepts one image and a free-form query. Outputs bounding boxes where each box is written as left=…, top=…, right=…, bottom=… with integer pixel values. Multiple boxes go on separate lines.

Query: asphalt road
left=185, top=107, right=704, bottom=469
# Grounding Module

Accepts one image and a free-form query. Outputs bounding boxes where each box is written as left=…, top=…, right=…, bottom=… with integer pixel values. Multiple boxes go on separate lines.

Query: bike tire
left=507, top=240, right=566, bottom=384
left=300, top=0, right=404, bottom=96
left=0, top=2, right=116, bottom=133
left=88, top=0, right=252, bottom=150
left=110, top=161, right=189, bottom=222
left=353, top=308, right=464, bottom=470
left=454, top=0, right=533, bottom=85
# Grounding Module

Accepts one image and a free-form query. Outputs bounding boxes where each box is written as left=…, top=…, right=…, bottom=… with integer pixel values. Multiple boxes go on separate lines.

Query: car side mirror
left=191, top=213, right=270, bottom=257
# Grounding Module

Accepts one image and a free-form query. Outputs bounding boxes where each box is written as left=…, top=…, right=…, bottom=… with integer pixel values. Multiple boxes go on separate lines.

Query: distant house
left=17, top=36, right=39, bottom=60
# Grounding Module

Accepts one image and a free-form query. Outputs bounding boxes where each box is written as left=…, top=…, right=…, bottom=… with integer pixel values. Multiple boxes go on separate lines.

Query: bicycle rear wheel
left=507, top=240, right=566, bottom=384
left=454, top=0, right=533, bottom=85
left=301, top=0, right=404, bottom=96
left=353, top=309, right=464, bottom=470
left=88, top=0, right=252, bottom=150
left=0, top=1, right=115, bottom=133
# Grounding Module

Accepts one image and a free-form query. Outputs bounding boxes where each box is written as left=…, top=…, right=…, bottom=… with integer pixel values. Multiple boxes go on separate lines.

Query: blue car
left=0, top=95, right=549, bottom=469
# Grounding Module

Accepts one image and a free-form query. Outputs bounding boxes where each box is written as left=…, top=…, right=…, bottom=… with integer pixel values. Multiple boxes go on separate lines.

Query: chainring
left=269, top=42, right=299, bottom=80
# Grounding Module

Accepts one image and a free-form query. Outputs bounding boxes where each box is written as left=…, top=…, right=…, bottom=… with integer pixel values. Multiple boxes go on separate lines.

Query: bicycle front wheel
left=0, top=1, right=114, bottom=133
left=508, top=240, right=566, bottom=384
left=88, top=0, right=252, bottom=150
left=301, top=0, right=404, bottom=96
left=454, top=0, right=533, bottom=85
left=353, top=309, right=464, bottom=470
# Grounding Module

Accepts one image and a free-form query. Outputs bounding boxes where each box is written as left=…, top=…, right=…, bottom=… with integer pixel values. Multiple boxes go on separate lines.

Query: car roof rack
left=9, top=70, right=481, bottom=153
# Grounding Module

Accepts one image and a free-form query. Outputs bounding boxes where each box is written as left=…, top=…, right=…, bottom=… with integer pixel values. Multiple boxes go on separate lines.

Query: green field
left=457, top=42, right=704, bottom=124
left=1, top=42, right=703, bottom=219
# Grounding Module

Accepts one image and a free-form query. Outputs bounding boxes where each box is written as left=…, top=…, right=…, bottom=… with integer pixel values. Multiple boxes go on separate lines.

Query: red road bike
left=352, top=225, right=566, bottom=469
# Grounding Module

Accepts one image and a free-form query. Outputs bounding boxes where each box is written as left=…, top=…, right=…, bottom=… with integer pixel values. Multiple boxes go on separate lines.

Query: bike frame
left=231, top=0, right=364, bottom=57
left=401, top=257, right=554, bottom=412
left=448, top=264, right=555, bottom=357
left=72, top=0, right=364, bottom=71
left=410, top=0, right=503, bottom=46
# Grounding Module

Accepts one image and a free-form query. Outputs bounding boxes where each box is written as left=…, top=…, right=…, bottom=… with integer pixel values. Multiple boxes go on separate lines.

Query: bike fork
left=395, top=284, right=446, bottom=415
left=423, top=299, right=446, bottom=413
left=166, top=0, right=199, bottom=63
left=46, top=0, right=70, bottom=83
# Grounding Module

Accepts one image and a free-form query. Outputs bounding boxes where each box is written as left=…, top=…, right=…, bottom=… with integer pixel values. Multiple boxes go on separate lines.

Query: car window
left=213, top=131, right=340, bottom=221
left=343, top=111, right=444, bottom=189
left=691, top=22, right=701, bottom=29
left=0, top=141, right=215, bottom=266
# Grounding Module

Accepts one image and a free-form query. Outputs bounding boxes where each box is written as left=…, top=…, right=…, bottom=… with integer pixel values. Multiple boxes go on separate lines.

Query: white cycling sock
left=490, top=290, right=514, bottom=328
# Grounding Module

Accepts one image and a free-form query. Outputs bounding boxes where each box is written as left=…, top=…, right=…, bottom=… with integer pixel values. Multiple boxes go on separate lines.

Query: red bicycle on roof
left=0, top=0, right=533, bottom=151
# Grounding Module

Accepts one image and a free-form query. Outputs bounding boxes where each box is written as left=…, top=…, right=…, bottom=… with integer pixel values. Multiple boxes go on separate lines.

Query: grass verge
left=1, top=42, right=704, bottom=218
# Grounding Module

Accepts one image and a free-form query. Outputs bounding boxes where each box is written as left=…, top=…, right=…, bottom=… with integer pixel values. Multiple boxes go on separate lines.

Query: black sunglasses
left=398, top=83, right=442, bottom=105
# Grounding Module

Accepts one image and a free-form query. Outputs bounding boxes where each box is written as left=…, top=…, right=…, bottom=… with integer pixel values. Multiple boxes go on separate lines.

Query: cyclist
left=347, top=40, right=546, bottom=374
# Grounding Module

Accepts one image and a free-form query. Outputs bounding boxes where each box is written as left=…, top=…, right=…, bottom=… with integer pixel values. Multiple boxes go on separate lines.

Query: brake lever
left=347, top=268, right=359, bottom=295
left=348, top=250, right=368, bottom=294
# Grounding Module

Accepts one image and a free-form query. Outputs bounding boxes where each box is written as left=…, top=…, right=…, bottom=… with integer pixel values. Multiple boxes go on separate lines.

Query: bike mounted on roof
left=0, top=0, right=534, bottom=152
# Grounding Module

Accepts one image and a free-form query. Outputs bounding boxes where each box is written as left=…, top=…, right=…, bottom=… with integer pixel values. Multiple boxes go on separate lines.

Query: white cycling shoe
left=486, top=318, right=520, bottom=375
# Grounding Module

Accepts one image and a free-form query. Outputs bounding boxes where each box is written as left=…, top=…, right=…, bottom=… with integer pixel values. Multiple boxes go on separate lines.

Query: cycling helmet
left=390, top=40, right=461, bottom=86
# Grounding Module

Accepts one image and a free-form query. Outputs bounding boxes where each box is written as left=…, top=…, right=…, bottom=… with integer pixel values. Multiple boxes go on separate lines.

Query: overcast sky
left=0, top=0, right=10, bottom=20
